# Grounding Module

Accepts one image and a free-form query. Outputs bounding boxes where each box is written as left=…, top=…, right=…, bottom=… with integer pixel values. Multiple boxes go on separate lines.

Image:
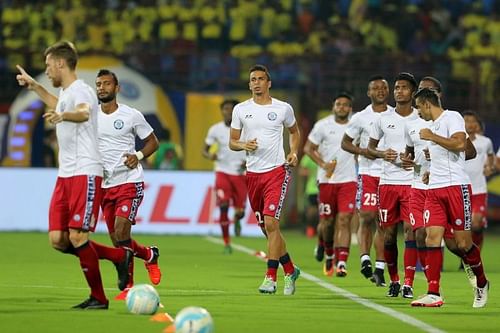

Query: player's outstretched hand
left=16, top=65, right=36, bottom=89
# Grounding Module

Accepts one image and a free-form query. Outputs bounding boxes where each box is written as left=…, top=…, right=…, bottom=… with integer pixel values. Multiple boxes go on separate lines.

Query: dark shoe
left=72, top=296, right=108, bottom=309
left=314, top=245, right=325, bottom=262
left=116, top=248, right=133, bottom=291
left=372, top=268, right=386, bottom=287
left=234, top=220, right=242, bottom=237
left=387, top=282, right=401, bottom=297
left=360, top=260, right=373, bottom=279
left=402, top=285, right=414, bottom=299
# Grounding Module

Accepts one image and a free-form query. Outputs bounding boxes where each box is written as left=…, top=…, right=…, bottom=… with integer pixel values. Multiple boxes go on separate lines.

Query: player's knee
left=234, top=210, right=245, bottom=220
left=220, top=204, right=229, bottom=213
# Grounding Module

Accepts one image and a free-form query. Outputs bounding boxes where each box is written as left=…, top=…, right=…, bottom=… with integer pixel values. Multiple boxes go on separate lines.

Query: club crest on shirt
left=267, top=112, right=277, bottom=121
left=114, top=119, right=124, bottom=130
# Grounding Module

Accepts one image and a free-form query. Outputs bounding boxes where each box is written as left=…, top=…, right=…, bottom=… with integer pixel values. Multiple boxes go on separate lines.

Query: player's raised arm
left=16, top=64, right=58, bottom=110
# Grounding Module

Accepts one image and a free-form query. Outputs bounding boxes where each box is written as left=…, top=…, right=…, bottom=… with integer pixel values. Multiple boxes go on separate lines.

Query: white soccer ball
left=174, top=306, right=214, bottom=333
left=125, top=284, right=160, bottom=315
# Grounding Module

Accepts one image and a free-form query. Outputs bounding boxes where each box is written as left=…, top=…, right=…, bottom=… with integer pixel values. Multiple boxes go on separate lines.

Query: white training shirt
left=405, top=117, right=432, bottom=190
left=307, top=115, right=356, bottom=184
left=344, top=104, right=394, bottom=177
left=55, top=79, right=102, bottom=177
left=428, top=110, right=470, bottom=189
left=205, top=121, right=246, bottom=175
left=231, top=98, right=296, bottom=173
left=98, top=103, right=153, bottom=188
left=370, top=108, right=419, bottom=185
left=465, top=134, right=494, bottom=194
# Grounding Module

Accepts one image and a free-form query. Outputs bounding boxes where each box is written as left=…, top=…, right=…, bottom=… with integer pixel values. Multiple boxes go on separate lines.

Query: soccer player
left=304, top=92, right=357, bottom=277
left=203, top=99, right=247, bottom=253
left=229, top=64, right=301, bottom=295
left=341, top=76, right=392, bottom=286
left=368, top=72, right=420, bottom=298
left=95, top=69, right=162, bottom=300
left=15, top=41, right=132, bottom=309
left=463, top=111, right=495, bottom=250
left=410, top=87, right=489, bottom=308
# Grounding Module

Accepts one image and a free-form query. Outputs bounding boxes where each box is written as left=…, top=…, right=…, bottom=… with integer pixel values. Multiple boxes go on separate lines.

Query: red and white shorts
left=409, top=188, right=426, bottom=230
left=356, top=174, right=379, bottom=212
left=49, top=175, right=103, bottom=232
left=101, top=182, right=145, bottom=233
left=378, top=184, right=411, bottom=227
left=471, top=193, right=487, bottom=215
left=424, top=185, right=472, bottom=232
left=246, top=165, right=291, bottom=224
left=215, top=171, right=247, bottom=209
left=318, top=182, right=357, bottom=219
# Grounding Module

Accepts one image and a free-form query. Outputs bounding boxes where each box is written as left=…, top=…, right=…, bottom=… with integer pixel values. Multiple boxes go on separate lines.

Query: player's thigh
left=113, top=182, right=145, bottom=225
left=67, top=175, right=103, bottom=232
left=262, top=165, right=291, bottom=220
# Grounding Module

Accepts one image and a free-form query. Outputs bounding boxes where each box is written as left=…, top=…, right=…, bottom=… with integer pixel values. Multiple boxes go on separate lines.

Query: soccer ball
left=174, top=306, right=214, bottom=333
left=125, top=284, right=160, bottom=315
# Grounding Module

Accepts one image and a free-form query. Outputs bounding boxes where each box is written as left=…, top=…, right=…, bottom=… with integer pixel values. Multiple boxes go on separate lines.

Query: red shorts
left=471, top=193, right=487, bottom=215
left=378, top=184, right=411, bottom=227
left=49, top=175, right=103, bottom=232
left=101, top=182, right=145, bottom=233
left=409, top=188, right=426, bottom=230
left=215, top=171, right=247, bottom=209
left=318, top=182, right=357, bottom=219
left=424, top=185, right=472, bottom=232
left=356, top=174, right=379, bottom=212
left=246, top=165, right=291, bottom=224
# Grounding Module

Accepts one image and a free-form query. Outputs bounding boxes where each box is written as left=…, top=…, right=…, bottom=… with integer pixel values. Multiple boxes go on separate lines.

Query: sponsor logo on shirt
left=387, top=124, right=396, bottom=129
left=114, top=119, right=124, bottom=130
left=245, top=114, right=253, bottom=119
left=267, top=112, right=277, bottom=121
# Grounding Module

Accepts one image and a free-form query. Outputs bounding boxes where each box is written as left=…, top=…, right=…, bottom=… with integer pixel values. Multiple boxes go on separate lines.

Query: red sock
left=417, top=247, right=428, bottom=280
left=90, top=240, right=125, bottom=263
left=279, top=253, right=295, bottom=275
left=266, top=259, right=279, bottom=281
left=220, top=220, right=230, bottom=245
left=403, top=241, right=417, bottom=287
left=426, top=247, right=442, bottom=295
left=472, top=231, right=484, bottom=249
left=337, top=247, right=349, bottom=263
left=384, top=243, right=399, bottom=282
left=325, top=241, right=334, bottom=258
left=130, top=239, right=150, bottom=261
left=462, top=244, right=487, bottom=287
left=75, top=242, right=107, bottom=304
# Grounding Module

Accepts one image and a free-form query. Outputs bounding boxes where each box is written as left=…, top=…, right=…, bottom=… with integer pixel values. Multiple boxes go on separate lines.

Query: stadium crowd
left=1, top=0, right=499, bottom=117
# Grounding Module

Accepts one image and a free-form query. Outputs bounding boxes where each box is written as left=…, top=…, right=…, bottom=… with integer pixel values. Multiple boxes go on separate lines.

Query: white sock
left=360, top=254, right=371, bottom=263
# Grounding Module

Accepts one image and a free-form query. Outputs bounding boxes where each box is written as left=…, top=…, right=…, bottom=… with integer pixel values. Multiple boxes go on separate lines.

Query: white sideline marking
left=206, top=236, right=446, bottom=333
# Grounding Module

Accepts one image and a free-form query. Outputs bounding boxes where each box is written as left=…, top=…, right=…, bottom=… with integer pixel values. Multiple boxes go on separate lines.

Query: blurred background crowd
left=0, top=0, right=499, bottom=120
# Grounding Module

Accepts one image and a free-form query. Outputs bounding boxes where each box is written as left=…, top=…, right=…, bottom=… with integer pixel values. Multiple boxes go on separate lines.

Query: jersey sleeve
left=307, top=122, right=322, bottom=146
left=205, top=125, right=216, bottom=145
left=284, top=103, right=296, bottom=128
left=133, top=110, right=154, bottom=139
left=486, top=137, right=494, bottom=155
left=230, top=105, right=242, bottom=130
left=447, top=112, right=466, bottom=136
left=344, top=113, right=361, bottom=140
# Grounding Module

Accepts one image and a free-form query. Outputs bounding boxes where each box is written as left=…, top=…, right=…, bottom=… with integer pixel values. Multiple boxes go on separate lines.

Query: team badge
left=114, top=119, right=124, bottom=129
left=455, top=219, right=463, bottom=226
left=121, top=205, right=129, bottom=212
left=269, top=204, right=276, bottom=211
left=73, top=214, right=81, bottom=222
left=267, top=112, right=277, bottom=121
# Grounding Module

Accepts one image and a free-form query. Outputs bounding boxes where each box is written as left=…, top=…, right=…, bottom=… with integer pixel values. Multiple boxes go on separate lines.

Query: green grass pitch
left=0, top=231, right=498, bottom=333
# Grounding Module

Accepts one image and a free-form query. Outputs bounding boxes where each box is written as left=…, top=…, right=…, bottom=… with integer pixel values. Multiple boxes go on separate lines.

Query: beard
left=51, top=77, right=62, bottom=88
left=98, top=93, right=116, bottom=103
